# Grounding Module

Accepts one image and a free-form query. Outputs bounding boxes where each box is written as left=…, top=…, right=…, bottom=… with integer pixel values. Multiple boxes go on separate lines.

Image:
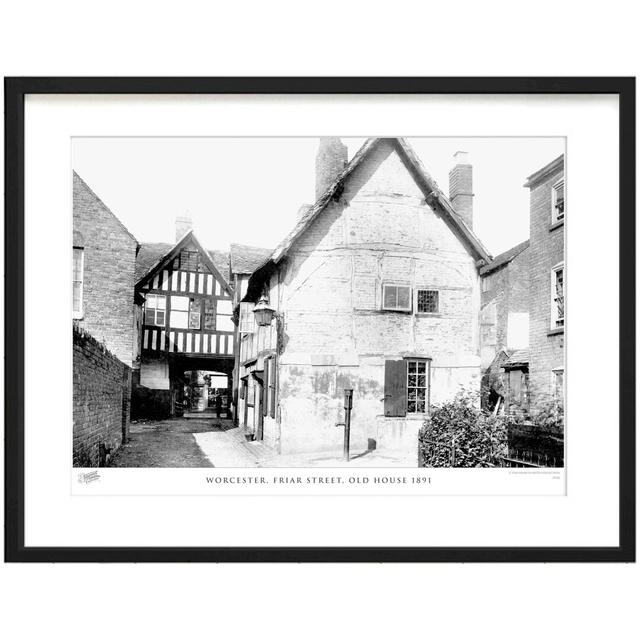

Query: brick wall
left=73, top=323, right=131, bottom=467
left=528, top=159, right=565, bottom=407
left=480, top=247, right=530, bottom=367
left=73, top=172, right=138, bottom=366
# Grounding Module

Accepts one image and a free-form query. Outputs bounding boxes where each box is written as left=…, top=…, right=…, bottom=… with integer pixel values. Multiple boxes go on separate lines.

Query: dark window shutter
left=263, top=359, right=269, bottom=417
left=384, top=359, right=407, bottom=417
left=269, top=358, right=276, bottom=418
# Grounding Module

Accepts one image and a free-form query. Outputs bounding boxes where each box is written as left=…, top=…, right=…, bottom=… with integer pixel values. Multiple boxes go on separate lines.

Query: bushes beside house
left=418, top=393, right=564, bottom=468
left=418, top=392, right=508, bottom=467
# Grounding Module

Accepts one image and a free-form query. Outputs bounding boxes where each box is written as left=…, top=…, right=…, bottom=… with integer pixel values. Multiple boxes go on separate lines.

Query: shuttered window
left=384, top=360, right=408, bottom=417
left=384, top=359, right=430, bottom=417
left=263, top=359, right=270, bottom=417
left=269, top=357, right=276, bottom=418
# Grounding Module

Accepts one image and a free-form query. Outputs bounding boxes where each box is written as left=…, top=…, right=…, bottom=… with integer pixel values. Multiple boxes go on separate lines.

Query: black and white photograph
left=72, top=135, right=565, bottom=470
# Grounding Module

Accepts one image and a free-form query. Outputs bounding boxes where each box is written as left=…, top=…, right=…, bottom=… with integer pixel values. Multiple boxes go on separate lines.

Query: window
left=170, top=295, right=189, bottom=328
left=551, top=264, right=565, bottom=329
left=552, top=179, right=565, bottom=223
left=203, top=299, right=216, bottom=330
left=169, top=296, right=201, bottom=329
left=73, top=247, right=84, bottom=318
left=382, top=284, right=412, bottom=312
left=552, top=368, right=564, bottom=403
left=417, top=289, right=439, bottom=313
left=144, top=294, right=166, bottom=326
left=216, top=299, right=234, bottom=332
left=180, top=250, right=205, bottom=272
left=384, top=358, right=430, bottom=417
left=238, top=302, right=256, bottom=334
left=189, top=299, right=201, bottom=329
left=407, top=360, right=428, bottom=414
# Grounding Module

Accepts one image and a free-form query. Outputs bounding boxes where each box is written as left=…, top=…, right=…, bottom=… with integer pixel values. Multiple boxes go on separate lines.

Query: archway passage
left=132, top=352, right=234, bottom=420
left=182, top=368, right=232, bottom=417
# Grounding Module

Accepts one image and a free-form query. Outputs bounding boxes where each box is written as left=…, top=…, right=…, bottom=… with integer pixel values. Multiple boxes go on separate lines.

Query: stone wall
left=73, top=323, right=131, bottom=467
left=241, top=140, right=483, bottom=455
left=73, top=172, right=138, bottom=366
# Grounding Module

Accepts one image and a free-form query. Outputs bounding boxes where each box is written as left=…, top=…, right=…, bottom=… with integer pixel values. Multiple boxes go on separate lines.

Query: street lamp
left=252, top=296, right=276, bottom=327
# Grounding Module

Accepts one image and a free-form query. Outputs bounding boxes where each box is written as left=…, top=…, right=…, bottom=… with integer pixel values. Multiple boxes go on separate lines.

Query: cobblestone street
left=110, top=415, right=416, bottom=467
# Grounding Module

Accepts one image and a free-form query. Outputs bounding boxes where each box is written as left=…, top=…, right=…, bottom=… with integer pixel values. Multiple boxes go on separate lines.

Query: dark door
left=255, top=377, right=264, bottom=441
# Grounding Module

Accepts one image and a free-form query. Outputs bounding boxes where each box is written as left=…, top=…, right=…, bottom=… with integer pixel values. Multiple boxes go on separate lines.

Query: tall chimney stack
left=315, top=137, right=348, bottom=200
left=175, top=215, right=193, bottom=242
left=448, top=151, right=474, bottom=229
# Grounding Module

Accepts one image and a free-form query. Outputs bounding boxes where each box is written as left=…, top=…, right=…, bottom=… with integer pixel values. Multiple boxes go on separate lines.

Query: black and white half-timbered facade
left=132, top=230, right=235, bottom=417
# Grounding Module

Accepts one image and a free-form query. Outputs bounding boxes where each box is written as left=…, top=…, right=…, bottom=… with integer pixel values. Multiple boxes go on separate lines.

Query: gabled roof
left=271, top=138, right=491, bottom=265
left=135, top=231, right=231, bottom=292
left=245, top=137, right=493, bottom=301
left=230, top=243, right=272, bottom=275
left=479, top=239, right=530, bottom=276
left=73, top=171, right=139, bottom=246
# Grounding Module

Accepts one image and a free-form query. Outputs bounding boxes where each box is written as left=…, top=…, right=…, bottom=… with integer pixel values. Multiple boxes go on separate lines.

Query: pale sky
left=72, top=137, right=564, bottom=257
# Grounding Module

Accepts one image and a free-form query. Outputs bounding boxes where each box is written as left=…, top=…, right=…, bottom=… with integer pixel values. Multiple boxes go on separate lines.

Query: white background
left=1, top=2, right=638, bottom=639
left=26, top=94, right=605, bottom=545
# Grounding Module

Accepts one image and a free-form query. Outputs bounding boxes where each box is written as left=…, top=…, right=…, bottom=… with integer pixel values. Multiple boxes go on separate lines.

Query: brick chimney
left=315, top=137, right=348, bottom=200
left=175, top=215, right=193, bottom=242
left=448, top=151, right=474, bottom=229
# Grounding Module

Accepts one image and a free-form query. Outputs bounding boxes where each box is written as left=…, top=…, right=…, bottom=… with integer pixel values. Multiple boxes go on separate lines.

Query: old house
left=525, top=155, right=565, bottom=409
left=131, top=218, right=235, bottom=418
left=479, top=240, right=530, bottom=413
left=73, top=172, right=139, bottom=465
left=235, top=137, right=492, bottom=457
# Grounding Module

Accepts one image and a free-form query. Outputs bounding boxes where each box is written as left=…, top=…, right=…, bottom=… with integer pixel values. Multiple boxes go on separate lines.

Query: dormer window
left=552, top=179, right=565, bottom=224
left=382, top=284, right=412, bottom=312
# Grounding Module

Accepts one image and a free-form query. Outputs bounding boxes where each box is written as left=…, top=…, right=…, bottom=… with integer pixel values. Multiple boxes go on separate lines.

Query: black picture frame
left=4, top=77, right=636, bottom=563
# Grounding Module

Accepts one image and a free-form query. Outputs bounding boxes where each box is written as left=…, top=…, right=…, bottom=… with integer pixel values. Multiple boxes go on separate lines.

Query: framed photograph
left=4, top=77, right=635, bottom=562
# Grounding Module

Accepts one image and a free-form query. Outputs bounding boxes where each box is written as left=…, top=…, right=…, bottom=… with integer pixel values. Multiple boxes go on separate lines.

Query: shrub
left=418, top=391, right=508, bottom=467
left=528, top=399, right=564, bottom=435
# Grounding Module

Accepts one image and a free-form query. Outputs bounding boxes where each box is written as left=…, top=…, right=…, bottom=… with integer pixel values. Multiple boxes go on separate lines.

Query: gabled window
left=552, top=179, right=565, bottom=224
left=417, top=289, right=439, bottom=313
left=180, top=250, right=199, bottom=272
left=73, top=246, right=84, bottom=319
left=551, top=263, right=564, bottom=329
left=382, top=284, right=412, bottom=312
